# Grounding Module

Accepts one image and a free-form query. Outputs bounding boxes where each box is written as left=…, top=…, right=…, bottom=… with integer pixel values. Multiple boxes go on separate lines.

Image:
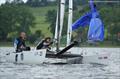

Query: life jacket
left=14, top=37, right=26, bottom=52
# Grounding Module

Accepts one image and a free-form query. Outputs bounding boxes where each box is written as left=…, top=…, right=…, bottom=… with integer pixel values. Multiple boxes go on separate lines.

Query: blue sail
left=72, top=0, right=96, bottom=31
left=72, top=0, right=104, bottom=41
left=88, top=0, right=104, bottom=41
left=88, top=18, right=104, bottom=41
left=72, top=12, right=92, bottom=30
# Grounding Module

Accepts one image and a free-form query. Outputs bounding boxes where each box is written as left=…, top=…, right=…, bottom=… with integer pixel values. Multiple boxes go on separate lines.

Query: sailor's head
left=45, top=37, right=51, bottom=42
left=19, top=32, right=26, bottom=40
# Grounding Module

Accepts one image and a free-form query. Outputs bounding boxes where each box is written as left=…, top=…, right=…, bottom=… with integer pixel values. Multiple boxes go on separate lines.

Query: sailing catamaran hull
left=82, top=52, right=110, bottom=65
left=6, top=49, right=47, bottom=64
left=5, top=49, right=110, bottom=65
left=5, top=49, right=83, bottom=64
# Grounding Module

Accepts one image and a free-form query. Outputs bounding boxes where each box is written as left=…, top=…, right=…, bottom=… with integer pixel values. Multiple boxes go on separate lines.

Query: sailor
left=36, top=37, right=53, bottom=50
left=14, top=32, right=30, bottom=52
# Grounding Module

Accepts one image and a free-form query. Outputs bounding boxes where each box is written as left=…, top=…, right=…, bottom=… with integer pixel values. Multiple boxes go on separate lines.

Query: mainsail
left=67, top=0, right=73, bottom=46
left=54, top=0, right=65, bottom=51
left=54, top=0, right=65, bottom=44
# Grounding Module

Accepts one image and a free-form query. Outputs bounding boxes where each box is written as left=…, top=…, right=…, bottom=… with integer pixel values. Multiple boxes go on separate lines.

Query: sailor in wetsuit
left=14, top=32, right=30, bottom=52
left=36, top=37, right=53, bottom=50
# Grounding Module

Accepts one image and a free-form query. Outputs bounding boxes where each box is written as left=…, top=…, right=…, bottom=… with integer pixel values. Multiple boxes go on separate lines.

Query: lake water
left=0, top=47, right=120, bottom=79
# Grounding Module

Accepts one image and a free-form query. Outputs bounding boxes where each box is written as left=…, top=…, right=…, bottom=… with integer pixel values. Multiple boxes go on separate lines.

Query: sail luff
left=59, top=0, right=66, bottom=42
left=54, top=10, right=58, bottom=43
left=67, top=0, right=73, bottom=46
left=56, top=0, right=61, bottom=52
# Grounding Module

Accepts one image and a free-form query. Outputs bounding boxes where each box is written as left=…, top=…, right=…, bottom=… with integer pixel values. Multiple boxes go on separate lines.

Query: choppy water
left=0, top=47, right=120, bottom=79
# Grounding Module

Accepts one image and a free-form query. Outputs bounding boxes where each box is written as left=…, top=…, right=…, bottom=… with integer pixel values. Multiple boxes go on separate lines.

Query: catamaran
left=5, top=0, right=110, bottom=65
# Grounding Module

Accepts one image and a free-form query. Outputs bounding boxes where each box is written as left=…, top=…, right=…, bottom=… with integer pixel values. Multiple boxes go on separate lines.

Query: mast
left=59, top=0, right=66, bottom=42
left=54, top=10, right=58, bottom=44
left=67, top=0, right=73, bottom=46
left=56, top=0, right=61, bottom=52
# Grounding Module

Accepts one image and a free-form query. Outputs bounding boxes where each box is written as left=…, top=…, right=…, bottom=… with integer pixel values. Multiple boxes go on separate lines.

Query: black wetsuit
left=36, top=40, right=45, bottom=50
left=36, top=40, right=53, bottom=50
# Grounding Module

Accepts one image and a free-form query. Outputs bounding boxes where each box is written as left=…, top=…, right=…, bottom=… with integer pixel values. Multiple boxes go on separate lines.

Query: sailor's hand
left=20, top=45, right=25, bottom=49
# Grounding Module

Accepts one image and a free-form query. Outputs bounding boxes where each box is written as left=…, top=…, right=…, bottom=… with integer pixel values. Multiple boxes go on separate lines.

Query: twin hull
left=6, top=49, right=82, bottom=64
left=6, top=49, right=110, bottom=65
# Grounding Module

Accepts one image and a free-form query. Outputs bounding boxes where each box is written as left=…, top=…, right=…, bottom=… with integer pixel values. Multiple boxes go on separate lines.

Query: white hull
left=6, top=49, right=47, bottom=64
left=82, top=52, right=110, bottom=65
left=5, top=49, right=81, bottom=64
left=6, top=49, right=110, bottom=65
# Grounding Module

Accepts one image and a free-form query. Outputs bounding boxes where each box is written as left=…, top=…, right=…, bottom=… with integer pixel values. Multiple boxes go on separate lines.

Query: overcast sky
left=0, top=0, right=27, bottom=5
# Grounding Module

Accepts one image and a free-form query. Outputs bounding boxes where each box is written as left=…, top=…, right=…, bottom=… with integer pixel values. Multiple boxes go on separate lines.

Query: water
left=0, top=47, right=120, bottom=79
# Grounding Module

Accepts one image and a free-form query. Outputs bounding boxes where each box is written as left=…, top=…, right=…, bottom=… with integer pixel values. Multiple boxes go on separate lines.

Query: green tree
left=41, top=0, right=48, bottom=6
left=26, top=0, right=48, bottom=7
left=12, top=0, right=24, bottom=4
left=46, top=9, right=57, bottom=35
left=100, top=7, right=120, bottom=40
left=0, top=4, right=35, bottom=41
left=28, top=30, right=44, bottom=44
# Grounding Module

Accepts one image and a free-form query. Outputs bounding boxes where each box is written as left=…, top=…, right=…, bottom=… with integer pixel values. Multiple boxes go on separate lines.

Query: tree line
left=4, top=0, right=86, bottom=7
left=0, top=0, right=120, bottom=45
left=0, top=4, right=34, bottom=41
left=5, top=0, right=56, bottom=7
left=0, top=2, right=43, bottom=43
left=0, top=0, right=86, bottom=43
